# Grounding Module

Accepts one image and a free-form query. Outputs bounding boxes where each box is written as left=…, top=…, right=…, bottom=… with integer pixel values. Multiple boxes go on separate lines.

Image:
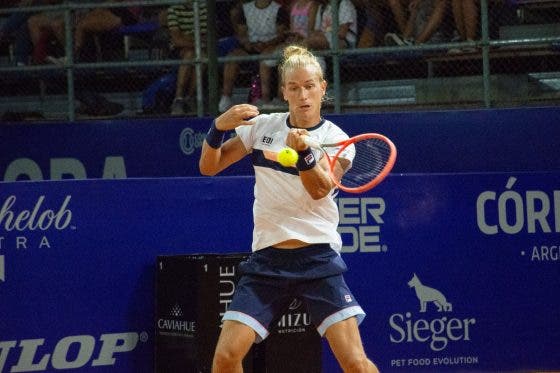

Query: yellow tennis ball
left=277, top=147, right=298, bottom=167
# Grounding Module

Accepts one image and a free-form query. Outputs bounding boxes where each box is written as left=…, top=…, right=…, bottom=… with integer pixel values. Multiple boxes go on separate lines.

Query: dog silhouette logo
left=408, top=273, right=452, bottom=312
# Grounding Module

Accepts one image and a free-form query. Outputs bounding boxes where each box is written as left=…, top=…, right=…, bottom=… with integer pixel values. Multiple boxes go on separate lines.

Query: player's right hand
left=215, top=104, right=260, bottom=131
left=286, top=128, right=310, bottom=152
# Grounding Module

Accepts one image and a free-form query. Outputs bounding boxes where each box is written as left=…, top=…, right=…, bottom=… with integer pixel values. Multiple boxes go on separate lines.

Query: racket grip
left=303, top=135, right=321, bottom=149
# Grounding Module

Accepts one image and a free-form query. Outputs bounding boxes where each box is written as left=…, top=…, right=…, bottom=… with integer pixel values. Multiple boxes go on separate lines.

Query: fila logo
left=262, top=136, right=273, bottom=145
left=304, top=153, right=315, bottom=166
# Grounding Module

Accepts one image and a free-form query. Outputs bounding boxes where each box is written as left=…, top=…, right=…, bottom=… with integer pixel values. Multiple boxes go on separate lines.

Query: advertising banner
left=0, top=172, right=558, bottom=372
left=336, top=172, right=560, bottom=372
left=1, top=106, right=559, bottom=182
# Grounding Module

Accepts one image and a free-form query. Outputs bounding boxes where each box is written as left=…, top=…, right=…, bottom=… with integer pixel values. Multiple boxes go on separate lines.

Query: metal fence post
left=207, top=0, right=218, bottom=116
left=64, top=0, right=75, bottom=121
left=481, top=0, right=491, bottom=108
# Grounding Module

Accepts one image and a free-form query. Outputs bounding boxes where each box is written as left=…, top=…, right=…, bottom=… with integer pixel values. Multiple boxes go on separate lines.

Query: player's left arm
left=199, top=104, right=258, bottom=176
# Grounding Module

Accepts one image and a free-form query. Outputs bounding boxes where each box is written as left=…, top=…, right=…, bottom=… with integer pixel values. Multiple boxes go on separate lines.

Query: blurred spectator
left=285, top=0, right=319, bottom=44
left=299, top=0, right=357, bottom=73
left=450, top=0, right=478, bottom=52
left=384, top=0, right=447, bottom=46
left=385, top=0, right=408, bottom=41
left=0, top=0, right=42, bottom=65
left=27, top=0, right=65, bottom=64
left=354, top=0, right=385, bottom=48
left=305, top=0, right=358, bottom=51
left=215, top=0, right=244, bottom=57
left=218, top=0, right=289, bottom=113
left=259, top=0, right=319, bottom=108
left=140, top=6, right=172, bottom=60
left=73, top=1, right=141, bottom=61
left=167, top=2, right=208, bottom=116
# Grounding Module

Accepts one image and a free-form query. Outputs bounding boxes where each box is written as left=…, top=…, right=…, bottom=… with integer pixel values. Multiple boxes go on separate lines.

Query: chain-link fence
left=0, top=0, right=559, bottom=121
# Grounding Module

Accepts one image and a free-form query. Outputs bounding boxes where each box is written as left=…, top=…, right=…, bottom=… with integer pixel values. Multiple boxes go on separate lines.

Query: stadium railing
left=0, top=0, right=559, bottom=121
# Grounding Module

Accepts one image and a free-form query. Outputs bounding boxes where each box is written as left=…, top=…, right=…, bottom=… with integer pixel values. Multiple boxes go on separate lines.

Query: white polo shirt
left=235, top=112, right=352, bottom=252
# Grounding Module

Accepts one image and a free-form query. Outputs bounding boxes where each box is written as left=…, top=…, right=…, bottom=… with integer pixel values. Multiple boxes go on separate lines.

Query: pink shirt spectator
left=290, top=1, right=313, bottom=38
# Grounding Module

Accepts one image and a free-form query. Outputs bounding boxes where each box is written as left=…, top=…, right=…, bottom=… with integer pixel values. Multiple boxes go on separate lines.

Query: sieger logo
left=0, top=332, right=147, bottom=372
left=336, top=197, right=387, bottom=253
left=0, top=195, right=73, bottom=283
left=476, top=176, right=560, bottom=262
left=388, top=274, right=479, bottom=369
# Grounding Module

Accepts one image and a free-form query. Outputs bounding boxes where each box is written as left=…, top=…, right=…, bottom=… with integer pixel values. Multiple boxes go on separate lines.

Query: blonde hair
left=278, top=45, right=324, bottom=86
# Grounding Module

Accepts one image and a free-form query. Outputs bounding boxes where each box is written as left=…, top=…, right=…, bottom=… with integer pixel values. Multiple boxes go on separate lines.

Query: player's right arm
left=199, top=104, right=259, bottom=176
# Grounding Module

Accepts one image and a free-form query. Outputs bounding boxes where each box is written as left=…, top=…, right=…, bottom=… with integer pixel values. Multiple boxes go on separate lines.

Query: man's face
left=282, top=66, right=326, bottom=123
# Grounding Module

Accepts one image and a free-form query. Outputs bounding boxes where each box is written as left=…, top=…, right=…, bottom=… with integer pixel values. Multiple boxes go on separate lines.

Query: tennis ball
left=277, top=147, right=298, bottom=167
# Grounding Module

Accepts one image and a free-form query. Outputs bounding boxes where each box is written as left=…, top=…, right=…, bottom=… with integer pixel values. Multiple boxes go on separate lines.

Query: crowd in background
left=0, top=0, right=554, bottom=118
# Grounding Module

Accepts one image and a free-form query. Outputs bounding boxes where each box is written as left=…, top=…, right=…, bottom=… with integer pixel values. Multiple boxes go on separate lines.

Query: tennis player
left=199, top=45, right=379, bottom=373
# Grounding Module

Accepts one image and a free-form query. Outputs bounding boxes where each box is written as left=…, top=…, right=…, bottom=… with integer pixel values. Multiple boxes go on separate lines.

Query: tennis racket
left=303, top=133, right=397, bottom=194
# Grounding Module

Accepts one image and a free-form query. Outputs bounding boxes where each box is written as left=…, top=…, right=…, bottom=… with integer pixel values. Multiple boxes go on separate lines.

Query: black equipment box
left=155, top=253, right=322, bottom=372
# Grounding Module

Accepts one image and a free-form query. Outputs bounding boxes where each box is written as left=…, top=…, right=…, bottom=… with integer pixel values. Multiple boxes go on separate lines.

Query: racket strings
left=341, top=138, right=393, bottom=188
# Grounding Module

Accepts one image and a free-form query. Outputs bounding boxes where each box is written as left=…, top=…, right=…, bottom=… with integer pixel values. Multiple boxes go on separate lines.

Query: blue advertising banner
left=1, top=106, right=559, bottom=182
left=338, top=172, right=560, bottom=372
left=0, top=172, right=559, bottom=372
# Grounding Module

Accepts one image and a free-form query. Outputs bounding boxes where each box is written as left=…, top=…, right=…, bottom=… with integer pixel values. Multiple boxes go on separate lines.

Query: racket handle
left=303, top=135, right=321, bottom=149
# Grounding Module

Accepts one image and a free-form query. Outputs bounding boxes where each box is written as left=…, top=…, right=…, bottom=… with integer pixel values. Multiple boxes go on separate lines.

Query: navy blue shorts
left=222, top=244, right=366, bottom=342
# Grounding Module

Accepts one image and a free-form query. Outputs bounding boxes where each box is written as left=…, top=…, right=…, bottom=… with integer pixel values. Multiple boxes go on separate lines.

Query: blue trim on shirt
left=286, top=116, right=325, bottom=130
